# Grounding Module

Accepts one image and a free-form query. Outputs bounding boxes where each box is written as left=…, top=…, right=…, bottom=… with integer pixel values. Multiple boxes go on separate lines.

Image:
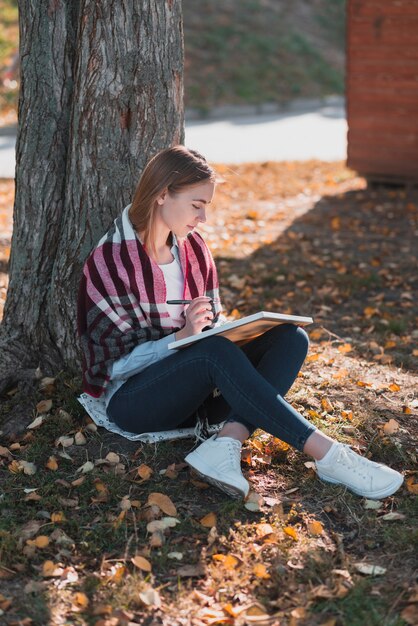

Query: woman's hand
left=175, top=296, right=213, bottom=340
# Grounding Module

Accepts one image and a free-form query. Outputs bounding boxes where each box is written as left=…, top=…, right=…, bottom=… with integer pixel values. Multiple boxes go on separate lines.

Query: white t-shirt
left=159, top=256, right=184, bottom=327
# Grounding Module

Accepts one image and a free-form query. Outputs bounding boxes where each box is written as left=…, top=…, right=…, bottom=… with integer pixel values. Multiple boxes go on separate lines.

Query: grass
left=1, top=1, right=346, bottom=121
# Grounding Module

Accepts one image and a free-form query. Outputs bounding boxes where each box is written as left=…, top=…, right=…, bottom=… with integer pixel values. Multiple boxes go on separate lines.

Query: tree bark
left=0, top=0, right=184, bottom=429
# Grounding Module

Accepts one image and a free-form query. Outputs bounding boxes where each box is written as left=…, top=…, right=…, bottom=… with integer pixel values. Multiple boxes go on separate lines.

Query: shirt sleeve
left=110, top=334, right=176, bottom=381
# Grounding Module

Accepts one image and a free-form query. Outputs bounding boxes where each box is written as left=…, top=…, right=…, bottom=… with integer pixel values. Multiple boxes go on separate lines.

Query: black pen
left=166, top=299, right=193, bottom=305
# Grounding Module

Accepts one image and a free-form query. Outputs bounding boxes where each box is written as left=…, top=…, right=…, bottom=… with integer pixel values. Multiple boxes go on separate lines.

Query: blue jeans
left=107, top=324, right=316, bottom=451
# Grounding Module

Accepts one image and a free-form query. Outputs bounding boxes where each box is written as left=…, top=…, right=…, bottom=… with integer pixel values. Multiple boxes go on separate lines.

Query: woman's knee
left=269, top=323, right=310, bottom=351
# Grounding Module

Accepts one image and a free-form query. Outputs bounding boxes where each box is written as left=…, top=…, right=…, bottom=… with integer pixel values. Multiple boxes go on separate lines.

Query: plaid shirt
left=77, top=205, right=221, bottom=397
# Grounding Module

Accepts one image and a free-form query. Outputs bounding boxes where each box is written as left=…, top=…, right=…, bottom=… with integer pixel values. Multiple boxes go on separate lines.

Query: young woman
left=77, top=145, right=403, bottom=500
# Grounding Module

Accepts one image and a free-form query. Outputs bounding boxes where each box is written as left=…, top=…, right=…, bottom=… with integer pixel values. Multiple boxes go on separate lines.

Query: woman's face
left=155, top=180, right=215, bottom=238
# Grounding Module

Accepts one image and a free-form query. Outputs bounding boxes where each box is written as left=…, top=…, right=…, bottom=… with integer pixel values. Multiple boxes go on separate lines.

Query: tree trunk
left=0, top=0, right=184, bottom=432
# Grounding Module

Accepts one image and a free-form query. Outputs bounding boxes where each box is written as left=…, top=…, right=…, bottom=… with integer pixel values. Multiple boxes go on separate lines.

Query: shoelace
left=335, top=445, right=372, bottom=480
left=226, top=439, right=242, bottom=469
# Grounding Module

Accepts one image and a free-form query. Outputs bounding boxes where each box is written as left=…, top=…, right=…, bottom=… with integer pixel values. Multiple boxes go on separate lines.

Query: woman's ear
left=156, top=188, right=168, bottom=205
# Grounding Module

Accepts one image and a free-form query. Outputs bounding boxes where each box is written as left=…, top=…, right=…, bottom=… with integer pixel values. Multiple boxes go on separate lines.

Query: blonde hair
left=129, top=145, right=216, bottom=255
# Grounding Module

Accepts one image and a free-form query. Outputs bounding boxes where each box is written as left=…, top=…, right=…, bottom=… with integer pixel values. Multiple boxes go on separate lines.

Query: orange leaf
left=402, top=406, right=412, bottom=415
left=388, top=383, right=401, bottom=392
left=307, top=521, right=324, bottom=535
left=406, top=477, right=418, bottom=494
left=147, top=493, right=177, bottom=516
left=212, top=554, right=240, bottom=570
left=51, top=512, right=65, bottom=523
left=283, top=526, right=298, bottom=541
left=34, top=535, right=50, bottom=548
left=307, top=353, right=319, bottom=362
left=137, top=464, right=153, bottom=480
left=321, top=398, right=334, bottom=413
left=253, top=563, right=270, bottom=578
left=200, top=512, right=217, bottom=528
left=338, top=343, right=352, bottom=353
left=73, top=592, right=89, bottom=608
left=46, top=456, right=58, bottom=471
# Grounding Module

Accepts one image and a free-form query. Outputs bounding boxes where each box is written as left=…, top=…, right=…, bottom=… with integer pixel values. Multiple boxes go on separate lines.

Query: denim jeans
left=107, top=324, right=316, bottom=451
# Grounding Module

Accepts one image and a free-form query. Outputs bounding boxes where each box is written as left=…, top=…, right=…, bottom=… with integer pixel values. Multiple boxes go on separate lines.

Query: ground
left=0, top=161, right=417, bottom=626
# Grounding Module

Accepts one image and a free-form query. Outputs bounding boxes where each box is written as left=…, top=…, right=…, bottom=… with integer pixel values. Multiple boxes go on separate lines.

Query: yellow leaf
left=383, top=419, right=400, bottom=434
left=51, top=511, right=65, bottom=523
left=137, top=464, right=153, bottom=479
left=212, top=554, right=240, bottom=570
left=131, top=555, right=152, bottom=572
left=73, top=592, right=89, bottom=608
left=307, top=520, right=324, bottom=535
left=147, top=492, right=177, bottom=516
left=8, top=460, right=22, bottom=474
left=283, top=526, right=298, bottom=541
left=46, top=456, right=58, bottom=471
left=34, top=535, right=50, bottom=548
left=341, top=410, right=353, bottom=421
left=200, top=512, right=217, bottom=528
left=307, top=353, right=320, bottom=362
left=253, top=563, right=270, bottom=578
left=338, top=343, right=352, bottom=353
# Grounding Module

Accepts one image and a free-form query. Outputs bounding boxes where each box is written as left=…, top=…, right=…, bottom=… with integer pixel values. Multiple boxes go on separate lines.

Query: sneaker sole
left=185, top=454, right=248, bottom=499
left=318, top=473, right=404, bottom=499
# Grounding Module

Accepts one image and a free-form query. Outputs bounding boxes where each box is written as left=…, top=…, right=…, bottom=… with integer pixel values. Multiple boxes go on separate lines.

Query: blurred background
left=0, top=0, right=346, bottom=120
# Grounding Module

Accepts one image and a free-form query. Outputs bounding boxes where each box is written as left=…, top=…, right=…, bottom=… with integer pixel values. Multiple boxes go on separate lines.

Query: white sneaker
left=185, top=435, right=250, bottom=499
left=315, top=443, right=404, bottom=499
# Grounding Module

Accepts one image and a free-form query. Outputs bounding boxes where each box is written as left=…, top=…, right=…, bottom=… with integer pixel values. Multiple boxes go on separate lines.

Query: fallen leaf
left=147, top=492, right=177, bottom=516
left=167, top=552, right=183, bottom=560
left=20, top=461, right=37, bottom=475
left=8, top=460, right=22, bottom=474
left=383, top=419, right=400, bottom=434
left=34, top=535, right=50, bottom=548
left=51, top=511, right=65, bottom=523
left=27, top=416, right=45, bottom=429
left=406, top=477, right=418, bottom=494
left=283, top=526, right=298, bottom=541
left=36, top=399, right=52, bottom=413
left=131, top=555, right=152, bottom=572
left=200, top=512, right=217, bottom=528
left=307, top=520, right=324, bottom=535
left=139, top=586, right=161, bottom=607
left=42, top=560, right=64, bottom=577
left=56, top=436, right=74, bottom=448
left=380, top=512, right=406, bottom=521
left=364, top=499, right=383, bottom=510
left=388, top=383, right=401, bottom=392
left=74, top=431, right=87, bottom=445
left=401, top=604, right=418, bottom=625
left=146, top=517, right=180, bottom=533
left=76, top=461, right=94, bottom=474
left=253, top=563, right=270, bottom=578
left=46, top=456, right=58, bottom=471
left=72, top=592, right=89, bottom=609
left=212, top=554, right=240, bottom=570
left=105, top=452, right=120, bottom=464
left=354, top=562, right=386, bottom=576
left=338, top=343, right=352, bottom=353
left=137, top=464, right=153, bottom=479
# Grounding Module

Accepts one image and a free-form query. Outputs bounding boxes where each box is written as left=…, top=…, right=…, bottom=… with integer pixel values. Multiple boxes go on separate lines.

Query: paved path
left=0, top=99, right=347, bottom=179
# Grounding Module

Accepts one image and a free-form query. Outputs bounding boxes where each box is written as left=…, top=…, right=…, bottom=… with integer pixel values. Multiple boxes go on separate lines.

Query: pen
left=166, top=299, right=193, bottom=305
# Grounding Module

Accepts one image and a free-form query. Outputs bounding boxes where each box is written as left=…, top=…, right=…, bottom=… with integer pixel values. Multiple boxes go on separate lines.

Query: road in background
left=0, top=99, right=347, bottom=179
